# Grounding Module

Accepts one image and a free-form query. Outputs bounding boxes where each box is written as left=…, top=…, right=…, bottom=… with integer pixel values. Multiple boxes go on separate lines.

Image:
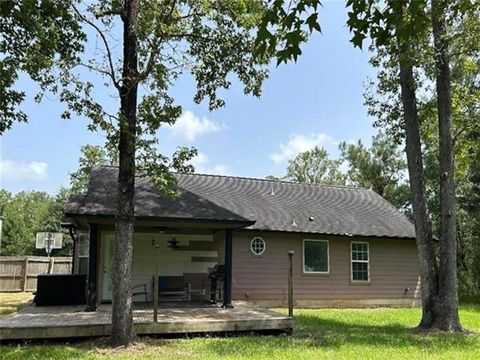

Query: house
left=63, top=165, right=420, bottom=310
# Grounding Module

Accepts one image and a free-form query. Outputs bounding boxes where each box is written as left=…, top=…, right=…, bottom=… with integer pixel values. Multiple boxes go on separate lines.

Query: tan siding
left=231, top=231, right=420, bottom=304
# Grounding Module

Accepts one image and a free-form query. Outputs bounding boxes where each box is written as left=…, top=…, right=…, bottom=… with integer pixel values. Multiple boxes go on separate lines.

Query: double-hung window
left=351, top=242, right=369, bottom=282
left=303, top=240, right=329, bottom=273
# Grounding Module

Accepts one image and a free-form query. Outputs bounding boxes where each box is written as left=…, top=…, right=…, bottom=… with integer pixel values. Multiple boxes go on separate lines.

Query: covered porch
left=63, top=166, right=262, bottom=311
left=0, top=302, right=293, bottom=340
left=75, top=219, right=244, bottom=310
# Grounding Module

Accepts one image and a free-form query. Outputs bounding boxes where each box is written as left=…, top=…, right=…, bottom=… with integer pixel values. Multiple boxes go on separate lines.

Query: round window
left=250, top=237, right=266, bottom=256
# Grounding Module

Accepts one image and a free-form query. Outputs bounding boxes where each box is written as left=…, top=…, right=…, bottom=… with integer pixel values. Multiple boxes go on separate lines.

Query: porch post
left=223, top=229, right=233, bottom=308
left=85, top=223, right=98, bottom=311
left=71, top=227, right=79, bottom=274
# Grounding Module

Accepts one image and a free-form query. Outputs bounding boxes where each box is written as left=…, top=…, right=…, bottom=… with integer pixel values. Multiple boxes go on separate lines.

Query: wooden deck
left=0, top=302, right=292, bottom=340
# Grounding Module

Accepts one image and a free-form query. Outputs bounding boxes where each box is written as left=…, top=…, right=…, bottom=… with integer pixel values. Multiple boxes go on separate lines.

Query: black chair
left=153, top=276, right=188, bottom=301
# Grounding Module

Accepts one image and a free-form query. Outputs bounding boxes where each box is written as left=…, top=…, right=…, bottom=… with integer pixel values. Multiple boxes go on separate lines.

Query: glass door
left=102, top=235, right=114, bottom=301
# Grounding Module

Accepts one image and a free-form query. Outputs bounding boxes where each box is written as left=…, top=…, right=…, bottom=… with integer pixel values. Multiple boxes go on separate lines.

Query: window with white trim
left=351, top=242, right=369, bottom=282
left=250, top=237, right=265, bottom=255
left=303, top=240, right=329, bottom=273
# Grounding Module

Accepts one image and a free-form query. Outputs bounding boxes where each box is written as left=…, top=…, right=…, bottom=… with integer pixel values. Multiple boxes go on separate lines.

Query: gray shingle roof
left=65, top=166, right=415, bottom=239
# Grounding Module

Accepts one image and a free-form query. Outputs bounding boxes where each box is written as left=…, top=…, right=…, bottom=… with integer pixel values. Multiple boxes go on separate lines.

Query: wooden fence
left=0, top=256, right=72, bottom=292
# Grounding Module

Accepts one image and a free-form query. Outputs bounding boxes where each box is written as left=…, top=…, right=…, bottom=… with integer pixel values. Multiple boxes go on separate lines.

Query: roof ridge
left=95, top=165, right=370, bottom=191
left=179, top=172, right=371, bottom=191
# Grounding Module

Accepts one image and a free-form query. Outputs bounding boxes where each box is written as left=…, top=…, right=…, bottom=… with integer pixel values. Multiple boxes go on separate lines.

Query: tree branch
left=448, top=46, right=480, bottom=58
left=137, top=0, right=179, bottom=81
left=163, top=0, right=178, bottom=24
left=76, top=62, right=117, bottom=79
left=166, top=33, right=210, bottom=40
left=72, top=5, right=120, bottom=90
left=95, top=9, right=124, bottom=20
left=453, top=124, right=475, bottom=146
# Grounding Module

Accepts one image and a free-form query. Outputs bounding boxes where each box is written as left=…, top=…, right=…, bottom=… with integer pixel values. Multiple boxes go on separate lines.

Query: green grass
left=1, top=304, right=479, bottom=360
left=0, top=293, right=33, bottom=316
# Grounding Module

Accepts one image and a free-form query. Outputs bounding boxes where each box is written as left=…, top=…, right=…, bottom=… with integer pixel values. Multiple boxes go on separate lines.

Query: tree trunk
left=111, top=0, right=140, bottom=346
left=396, top=36, right=438, bottom=329
left=431, top=0, right=462, bottom=332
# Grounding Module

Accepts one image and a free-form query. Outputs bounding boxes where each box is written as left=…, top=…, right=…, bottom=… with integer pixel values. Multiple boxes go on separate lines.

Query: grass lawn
left=0, top=292, right=34, bottom=316
left=0, top=297, right=479, bottom=360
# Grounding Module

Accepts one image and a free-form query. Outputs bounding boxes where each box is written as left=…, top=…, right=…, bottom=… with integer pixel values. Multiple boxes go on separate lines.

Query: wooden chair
left=153, top=276, right=188, bottom=302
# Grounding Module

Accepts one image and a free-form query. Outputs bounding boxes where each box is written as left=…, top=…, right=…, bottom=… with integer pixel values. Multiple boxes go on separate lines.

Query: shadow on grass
left=294, top=313, right=475, bottom=346
left=199, top=313, right=479, bottom=357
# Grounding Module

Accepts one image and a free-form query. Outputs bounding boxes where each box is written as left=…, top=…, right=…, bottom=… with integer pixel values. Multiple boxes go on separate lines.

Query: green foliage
left=254, top=0, right=322, bottom=65
left=346, top=0, right=430, bottom=50
left=0, top=0, right=86, bottom=133
left=265, top=175, right=282, bottom=181
left=285, top=146, right=345, bottom=186
left=0, top=189, right=72, bottom=256
left=70, top=0, right=273, bottom=192
left=358, top=0, right=480, bottom=297
left=0, top=196, right=31, bottom=256
left=270, top=133, right=410, bottom=211
left=340, top=133, right=410, bottom=210
left=455, top=128, right=480, bottom=296
left=70, top=144, right=118, bottom=194
left=1, top=1, right=280, bottom=196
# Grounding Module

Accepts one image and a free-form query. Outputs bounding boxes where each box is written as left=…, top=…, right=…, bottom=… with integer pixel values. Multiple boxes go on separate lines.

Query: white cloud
left=210, top=164, right=230, bottom=176
left=270, top=133, right=337, bottom=164
left=167, top=110, right=224, bottom=141
left=0, top=160, right=49, bottom=181
left=189, top=152, right=230, bottom=176
left=190, top=151, right=209, bottom=168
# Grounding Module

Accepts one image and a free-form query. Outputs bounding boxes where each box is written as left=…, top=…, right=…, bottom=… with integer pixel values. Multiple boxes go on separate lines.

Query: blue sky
left=0, top=1, right=377, bottom=195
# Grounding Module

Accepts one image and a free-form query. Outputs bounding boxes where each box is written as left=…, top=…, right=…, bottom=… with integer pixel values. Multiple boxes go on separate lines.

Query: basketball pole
left=46, top=233, right=53, bottom=259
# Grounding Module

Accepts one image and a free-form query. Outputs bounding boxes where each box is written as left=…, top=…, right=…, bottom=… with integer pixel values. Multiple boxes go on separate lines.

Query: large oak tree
left=346, top=0, right=480, bottom=331
left=1, top=0, right=322, bottom=345
left=256, top=0, right=478, bottom=331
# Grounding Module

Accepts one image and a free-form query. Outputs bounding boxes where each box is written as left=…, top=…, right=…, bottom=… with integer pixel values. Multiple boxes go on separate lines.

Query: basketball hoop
left=36, top=232, right=63, bottom=257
